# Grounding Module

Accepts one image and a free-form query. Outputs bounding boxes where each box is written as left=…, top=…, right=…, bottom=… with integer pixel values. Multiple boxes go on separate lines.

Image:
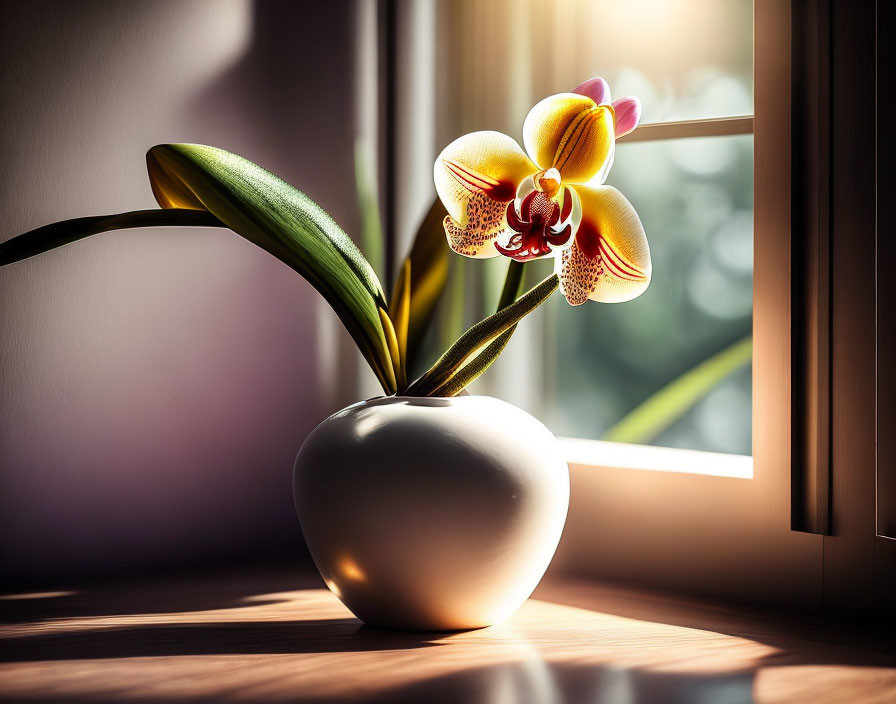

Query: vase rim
left=357, top=393, right=477, bottom=407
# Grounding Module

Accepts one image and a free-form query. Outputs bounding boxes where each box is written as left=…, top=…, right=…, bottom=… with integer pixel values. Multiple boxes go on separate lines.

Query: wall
left=0, top=0, right=361, bottom=584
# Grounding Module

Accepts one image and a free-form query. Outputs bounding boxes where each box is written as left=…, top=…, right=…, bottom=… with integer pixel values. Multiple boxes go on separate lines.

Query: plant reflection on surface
left=345, top=658, right=755, bottom=704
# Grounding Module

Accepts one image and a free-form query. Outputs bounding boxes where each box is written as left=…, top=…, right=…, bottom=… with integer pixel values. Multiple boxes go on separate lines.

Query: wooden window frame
left=551, top=0, right=893, bottom=615
left=552, top=1, right=804, bottom=608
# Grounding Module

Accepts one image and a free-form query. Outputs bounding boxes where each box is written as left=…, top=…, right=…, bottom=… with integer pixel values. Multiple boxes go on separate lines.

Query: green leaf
left=0, top=209, right=222, bottom=266
left=379, top=307, right=404, bottom=392
left=425, top=260, right=528, bottom=397
left=400, top=198, right=451, bottom=370
left=438, top=257, right=466, bottom=363
left=430, top=327, right=516, bottom=397
left=428, top=260, right=528, bottom=396
left=146, top=143, right=397, bottom=394
left=406, top=273, right=558, bottom=397
left=354, top=138, right=385, bottom=284
left=388, top=259, right=411, bottom=391
left=603, top=336, right=753, bottom=444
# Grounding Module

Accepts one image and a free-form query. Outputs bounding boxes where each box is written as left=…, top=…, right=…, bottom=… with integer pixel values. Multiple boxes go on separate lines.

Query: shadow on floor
left=0, top=564, right=324, bottom=623
left=0, top=619, right=443, bottom=661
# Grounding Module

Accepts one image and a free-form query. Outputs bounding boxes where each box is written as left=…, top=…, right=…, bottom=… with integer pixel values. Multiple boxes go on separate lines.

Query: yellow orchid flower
left=433, top=77, right=651, bottom=306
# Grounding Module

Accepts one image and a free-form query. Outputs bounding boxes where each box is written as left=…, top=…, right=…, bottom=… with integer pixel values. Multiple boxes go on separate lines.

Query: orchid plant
left=0, top=77, right=648, bottom=399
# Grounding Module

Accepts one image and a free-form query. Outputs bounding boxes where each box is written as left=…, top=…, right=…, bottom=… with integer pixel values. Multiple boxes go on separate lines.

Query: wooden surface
left=1, top=566, right=894, bottom=703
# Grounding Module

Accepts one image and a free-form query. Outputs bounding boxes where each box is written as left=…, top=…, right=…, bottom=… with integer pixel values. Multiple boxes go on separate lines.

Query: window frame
left=552, top=0, right=894, bottom=616
left=549, top=0, right=827, bottom=607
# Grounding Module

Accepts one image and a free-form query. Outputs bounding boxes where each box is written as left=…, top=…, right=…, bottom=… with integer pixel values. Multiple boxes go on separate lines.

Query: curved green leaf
left=401, top=198, right=450, bottom=369
left=430, top=327, right=516, bottom=397
left=406, top=273, right=558, bottom=397
left=354, top=138, right=385, bottom=283
left=0, top=209, right=222, bottom=266
left=603, top=336, right=753, bottom=444
left=426, top=260, right=528, bottom=396
left=388, top=258, right=411, bottom=391
left=146, top=143, right=396, bottom=394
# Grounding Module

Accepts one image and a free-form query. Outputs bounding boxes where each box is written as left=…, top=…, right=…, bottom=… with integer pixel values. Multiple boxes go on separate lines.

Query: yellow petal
left=523, top=93, right=615, bottom=185
left=557, top=185, right=650, bottom=304
left=434, top=131, right=537, bottom=259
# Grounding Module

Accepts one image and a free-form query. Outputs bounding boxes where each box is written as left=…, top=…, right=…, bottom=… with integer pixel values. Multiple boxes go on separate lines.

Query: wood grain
left=1, top=567, right=893, bottom=703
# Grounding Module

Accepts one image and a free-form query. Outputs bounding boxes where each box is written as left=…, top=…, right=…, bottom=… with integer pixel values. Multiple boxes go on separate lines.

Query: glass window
left=555, top=0, right=754, bottom=123
left=544, top=136, right=753, bottom=455
left=430, top=0, right=754, bottom=456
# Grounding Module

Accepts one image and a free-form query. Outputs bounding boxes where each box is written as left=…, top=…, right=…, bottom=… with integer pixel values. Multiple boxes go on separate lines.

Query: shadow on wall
left=0, top=0, right=362, bottom=586
left=190, top=0, right=361, bottom=222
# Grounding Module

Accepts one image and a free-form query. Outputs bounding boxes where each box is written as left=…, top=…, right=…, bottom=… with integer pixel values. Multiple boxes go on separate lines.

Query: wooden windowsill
left=560, top=438, right=754, bottom=479
left=1, top=565, right=894, bottom=703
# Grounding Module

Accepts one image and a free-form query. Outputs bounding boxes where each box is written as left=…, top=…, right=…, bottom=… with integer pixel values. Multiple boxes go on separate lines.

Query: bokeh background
left=0, top=0, right=753, bottom=584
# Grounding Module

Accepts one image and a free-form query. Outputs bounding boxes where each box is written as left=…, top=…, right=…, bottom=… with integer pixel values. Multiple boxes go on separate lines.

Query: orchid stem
left=496, top=260, right=526, bottom=312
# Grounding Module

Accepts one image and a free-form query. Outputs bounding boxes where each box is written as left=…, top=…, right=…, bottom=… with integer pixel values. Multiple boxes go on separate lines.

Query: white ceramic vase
left=293, top=395, right=569, bottom=631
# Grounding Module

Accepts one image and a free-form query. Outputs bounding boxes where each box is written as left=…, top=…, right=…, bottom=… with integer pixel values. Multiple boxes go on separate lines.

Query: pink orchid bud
left=572, top=77, right=611, bottom=106
left=612, top=97, right=642, bottom=138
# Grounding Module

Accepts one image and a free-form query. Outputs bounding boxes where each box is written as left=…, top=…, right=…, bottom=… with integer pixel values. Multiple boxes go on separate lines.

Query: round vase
left=292, top=395, right=569, bottom=631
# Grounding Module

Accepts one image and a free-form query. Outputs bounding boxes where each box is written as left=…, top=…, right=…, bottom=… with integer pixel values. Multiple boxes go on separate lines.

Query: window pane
left=429, top=0, right=755, bottom=455
left=543, top=135, right=753, bottom=455
left=569, top=0, right=754, bottom=122
left=435, top=0, right=753, bottom=138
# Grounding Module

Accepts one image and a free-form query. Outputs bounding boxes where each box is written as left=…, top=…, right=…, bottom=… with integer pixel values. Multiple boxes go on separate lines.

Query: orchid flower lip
left=496, top=186, right=577, bottom=262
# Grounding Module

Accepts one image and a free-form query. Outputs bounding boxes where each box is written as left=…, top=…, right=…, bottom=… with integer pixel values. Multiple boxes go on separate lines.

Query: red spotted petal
left=557, top=185, right=650, bottom=304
